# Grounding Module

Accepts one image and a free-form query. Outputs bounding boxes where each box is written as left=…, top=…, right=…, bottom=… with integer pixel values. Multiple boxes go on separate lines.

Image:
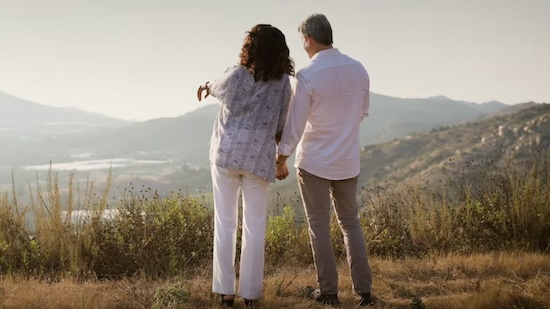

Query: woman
left=197, top=24, right=294, bottom=307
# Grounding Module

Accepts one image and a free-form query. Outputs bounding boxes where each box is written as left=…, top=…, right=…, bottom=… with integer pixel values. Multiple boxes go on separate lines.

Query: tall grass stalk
left=1, top=153, right=549, bottom=280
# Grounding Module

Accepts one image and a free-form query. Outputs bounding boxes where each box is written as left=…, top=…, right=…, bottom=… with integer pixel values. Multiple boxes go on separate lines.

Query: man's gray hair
left=298, top=14, right=333, bottom=46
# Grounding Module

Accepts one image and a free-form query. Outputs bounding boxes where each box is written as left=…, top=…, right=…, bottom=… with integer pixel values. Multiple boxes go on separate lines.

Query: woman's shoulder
left=227, top=65, right=255, bottom=80
left=222, top=65, right=245, bottom=75
left=214, top=65, right=251, bottom=86
left=278, top=74, right=291, bottom=86
left=265, top=73, right=290, bottom=84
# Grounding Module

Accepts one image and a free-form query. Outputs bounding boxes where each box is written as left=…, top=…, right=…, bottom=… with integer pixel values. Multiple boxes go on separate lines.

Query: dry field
left=1, top=252, right=549, bottom=309
left=2, top=152, right=549, bottom=308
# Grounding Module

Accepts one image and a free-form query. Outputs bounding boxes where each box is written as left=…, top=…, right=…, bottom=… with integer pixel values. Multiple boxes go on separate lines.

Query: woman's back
left=208, top=65, right=291, bottom=182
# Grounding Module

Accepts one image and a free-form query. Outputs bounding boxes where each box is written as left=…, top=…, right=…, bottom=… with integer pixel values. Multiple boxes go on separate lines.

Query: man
left=276, top=13, right=375, bottom=307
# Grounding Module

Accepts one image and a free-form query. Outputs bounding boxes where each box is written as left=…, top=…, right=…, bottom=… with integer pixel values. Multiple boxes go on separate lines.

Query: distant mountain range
left=0, top=91, right=127, bottom=132
left=361, top=93, right=507, bottom=145
left=2, top=90, right=548, bottom=207
left=0, top=90, right=511, bottom=168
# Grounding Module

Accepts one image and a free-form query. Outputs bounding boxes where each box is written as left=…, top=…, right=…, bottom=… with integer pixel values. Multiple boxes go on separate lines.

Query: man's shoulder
left=297, top=54, right=366, bottom=78
left=337, top=53, right=369, bottom=79
left=296, top=59, right=328, bottom=80
left=339, top=53, right=366, bottom=69
left=296, top=62, right=315, bottom=76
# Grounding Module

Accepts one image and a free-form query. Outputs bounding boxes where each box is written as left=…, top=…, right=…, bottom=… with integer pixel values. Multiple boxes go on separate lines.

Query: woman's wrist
left=276, top=154, right=288, bottom=166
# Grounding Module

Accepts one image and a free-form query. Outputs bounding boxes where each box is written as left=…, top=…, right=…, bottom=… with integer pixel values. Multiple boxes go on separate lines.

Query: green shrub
left=360, top=152, right=550, bottom=256
left=152, top=282, right=189, bottom=309
left=265, top=206, right=310, bottom=266
left=82, top=188, right=214, bottom=279
left=1, top=152, right=548, bottom=279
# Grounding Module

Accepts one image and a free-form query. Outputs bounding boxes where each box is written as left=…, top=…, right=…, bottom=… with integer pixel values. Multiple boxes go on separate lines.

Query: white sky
left=0, top=0, right=549, bottom=121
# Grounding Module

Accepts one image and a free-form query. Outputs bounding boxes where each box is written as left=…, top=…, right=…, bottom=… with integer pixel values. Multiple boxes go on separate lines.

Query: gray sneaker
left=303, top=286, right=340, bottom=307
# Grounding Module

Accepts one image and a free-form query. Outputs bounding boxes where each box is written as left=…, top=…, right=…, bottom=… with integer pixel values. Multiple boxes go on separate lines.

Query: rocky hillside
left=358, top=103, right=550, bottom=188
left=271, top=103, right=550, bottom=200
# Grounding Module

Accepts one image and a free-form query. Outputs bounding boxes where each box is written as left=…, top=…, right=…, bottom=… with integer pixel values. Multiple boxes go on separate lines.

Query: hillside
left=0, top=91, right=131, bottom=166
left=360, top=93, right=506, bottom=145
left=1, top=91, right=507, bottom=169
left=3, top=90, right=537, bottom=204
left=272, top=103, right=550, bottom=200
left=64, top=93, right=508, bottom=167
left=75, top=104, right=220, bottom=164
left=357, top=102, right=550, bottom=189
left=115, top=94, right=508, bottom=159
left=0, top=91, right=127, bottom=131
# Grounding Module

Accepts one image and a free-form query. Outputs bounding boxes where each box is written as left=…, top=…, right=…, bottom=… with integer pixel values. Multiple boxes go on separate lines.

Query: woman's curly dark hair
left=239, top=24, right=295, bottom=82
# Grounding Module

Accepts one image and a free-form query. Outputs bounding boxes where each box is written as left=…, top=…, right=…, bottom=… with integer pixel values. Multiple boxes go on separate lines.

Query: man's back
left=280, top=48, right=370, bottom=180
left=276, top=14, right=375, bottom=306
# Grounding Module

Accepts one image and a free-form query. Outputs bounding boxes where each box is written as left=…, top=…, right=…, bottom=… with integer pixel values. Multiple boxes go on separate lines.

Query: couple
left=197, top=14, right=374, bottom=307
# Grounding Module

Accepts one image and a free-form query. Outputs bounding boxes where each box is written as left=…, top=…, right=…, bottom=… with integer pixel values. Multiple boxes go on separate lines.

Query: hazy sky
left=1, top=0, right=549, bottom=121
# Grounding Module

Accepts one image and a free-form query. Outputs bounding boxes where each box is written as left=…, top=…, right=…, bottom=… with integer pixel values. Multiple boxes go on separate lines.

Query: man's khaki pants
left=297, top=168, right=372, bottom=295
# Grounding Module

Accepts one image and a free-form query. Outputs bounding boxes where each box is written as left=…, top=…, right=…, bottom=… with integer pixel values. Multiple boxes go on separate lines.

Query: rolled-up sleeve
left=362, top=69, right=370, bottom=120
left=278, top=72, right=312, bottom=156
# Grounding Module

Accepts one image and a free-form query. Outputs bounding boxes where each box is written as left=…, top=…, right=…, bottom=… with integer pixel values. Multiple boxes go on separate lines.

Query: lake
left=25, top=158, right=168, bottom=171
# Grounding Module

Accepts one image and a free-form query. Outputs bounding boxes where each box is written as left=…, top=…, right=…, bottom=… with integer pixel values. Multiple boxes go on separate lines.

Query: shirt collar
left=310, top=48, right=341, bottom=61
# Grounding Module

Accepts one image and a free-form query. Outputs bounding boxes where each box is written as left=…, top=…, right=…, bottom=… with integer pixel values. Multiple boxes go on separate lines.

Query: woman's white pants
left=211, top=164, right=269, bottom=300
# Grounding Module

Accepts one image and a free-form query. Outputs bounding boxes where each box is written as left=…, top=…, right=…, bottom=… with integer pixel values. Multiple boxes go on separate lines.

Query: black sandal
left=244, top=299, right=256, bottom=308
left=221, top=294, right=235, bottom=307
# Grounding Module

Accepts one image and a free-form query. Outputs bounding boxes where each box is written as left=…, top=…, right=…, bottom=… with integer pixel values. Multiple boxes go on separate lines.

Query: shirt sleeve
left=276, top=76, right=291, bottom=135
left=278, top=72, right=312, bottom=156
left=362, top=69, right=370, bottom=120
left=209, top=66, right=241, bottom=103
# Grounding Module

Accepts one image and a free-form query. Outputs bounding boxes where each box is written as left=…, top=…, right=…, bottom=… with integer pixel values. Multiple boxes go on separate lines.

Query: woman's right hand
left=197, top=82, right=210, bottom=101
left=276, top=162, right=289, bottom=180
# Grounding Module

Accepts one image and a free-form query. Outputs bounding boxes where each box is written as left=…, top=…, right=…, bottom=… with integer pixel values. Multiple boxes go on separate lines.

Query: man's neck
left=309, top=44, right=333, bottom=58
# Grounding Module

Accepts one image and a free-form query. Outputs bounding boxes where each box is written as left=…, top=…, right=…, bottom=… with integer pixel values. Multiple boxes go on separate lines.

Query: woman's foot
left=220, top=294, right=235, bottom=307
left=244, top=299, right=256, bottom=308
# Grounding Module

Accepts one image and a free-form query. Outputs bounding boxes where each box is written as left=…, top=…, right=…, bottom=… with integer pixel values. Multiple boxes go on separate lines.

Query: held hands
left=276, top=161, right=289, bottom=180
left=197, top=82, right=210, bottom=101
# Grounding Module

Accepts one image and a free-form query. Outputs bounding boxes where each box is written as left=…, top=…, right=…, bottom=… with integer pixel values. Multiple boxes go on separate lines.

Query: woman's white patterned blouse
left=208, top=65, right=291, bottom=182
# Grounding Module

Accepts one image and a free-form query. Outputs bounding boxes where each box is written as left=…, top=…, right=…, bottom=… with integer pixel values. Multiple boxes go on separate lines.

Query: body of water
left=25, top=158, right=168, bottom=171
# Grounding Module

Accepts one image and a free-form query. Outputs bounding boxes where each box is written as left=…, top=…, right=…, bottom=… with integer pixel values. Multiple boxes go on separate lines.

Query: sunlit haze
left=1, top=0, right=549, bottom=121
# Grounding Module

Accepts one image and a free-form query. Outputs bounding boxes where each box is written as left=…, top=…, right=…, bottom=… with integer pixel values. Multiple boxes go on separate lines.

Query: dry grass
left=1, top=252, right=548, bottom=309
left=2, top=153, right=549, bottom=308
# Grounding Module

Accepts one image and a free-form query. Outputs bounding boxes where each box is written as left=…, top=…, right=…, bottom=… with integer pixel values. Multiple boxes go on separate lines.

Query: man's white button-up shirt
left=278, top=48, right=370, bottom=180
